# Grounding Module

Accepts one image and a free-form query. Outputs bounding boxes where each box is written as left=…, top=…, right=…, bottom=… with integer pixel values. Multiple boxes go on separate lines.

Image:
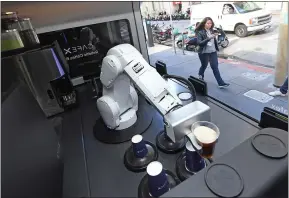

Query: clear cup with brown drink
left=190, top=121, right=220, bottom=161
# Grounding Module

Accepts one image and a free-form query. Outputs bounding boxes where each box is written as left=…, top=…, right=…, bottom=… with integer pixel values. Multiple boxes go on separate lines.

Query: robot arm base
left=97, top=95, right=137, bottom=130
left=97, top=96, right=121, bottom=129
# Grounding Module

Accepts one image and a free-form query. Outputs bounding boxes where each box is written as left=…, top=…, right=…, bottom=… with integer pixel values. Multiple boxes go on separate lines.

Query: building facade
left=140, top=2, right=201, bottom=17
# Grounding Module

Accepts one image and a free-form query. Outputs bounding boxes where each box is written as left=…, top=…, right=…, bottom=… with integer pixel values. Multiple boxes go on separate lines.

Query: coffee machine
left=2, top=42, right=77, bottom=117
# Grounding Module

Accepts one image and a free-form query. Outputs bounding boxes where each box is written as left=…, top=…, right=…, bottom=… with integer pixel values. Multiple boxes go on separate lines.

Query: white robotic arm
left=124, top=59, right=183, bottom=116
left=97, top=44, right=210, bottom=143
left=100, top=55, right=123, bottom=88
left=97, top=45, right=143, bottom=130
left=100, top=44, right=144, bottom=88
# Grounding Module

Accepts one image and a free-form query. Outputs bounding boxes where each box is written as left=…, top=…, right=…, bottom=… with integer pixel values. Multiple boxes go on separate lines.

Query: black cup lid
left=252, top=133, right=287, bottom=158
left=205, top=163, right=244, bottom=198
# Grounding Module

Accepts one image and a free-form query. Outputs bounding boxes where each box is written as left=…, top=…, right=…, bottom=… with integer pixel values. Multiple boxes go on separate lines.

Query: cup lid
left=147, top=161, right=163, bottom=176
left=4, top=29, right=18, bottom=33
left=132, top=134, right=143, bottom=144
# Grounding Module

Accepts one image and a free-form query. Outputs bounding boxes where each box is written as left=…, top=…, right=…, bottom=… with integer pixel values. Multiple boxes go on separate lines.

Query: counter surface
left=61, top=80, right=260, bottom=197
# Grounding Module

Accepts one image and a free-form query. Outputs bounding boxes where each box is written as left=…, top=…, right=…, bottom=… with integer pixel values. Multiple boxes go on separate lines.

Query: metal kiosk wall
left=1, top=2, right=149, bottom=198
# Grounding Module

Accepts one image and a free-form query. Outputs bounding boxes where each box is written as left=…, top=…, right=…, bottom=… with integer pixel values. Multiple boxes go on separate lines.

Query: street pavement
left=145, top=14, right=280, bottom=68
left=148, top=44, right=288, bottom=121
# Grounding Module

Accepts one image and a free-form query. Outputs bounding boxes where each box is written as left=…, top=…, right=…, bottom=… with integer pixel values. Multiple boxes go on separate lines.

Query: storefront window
left=141, top=1, right=288, bottom=121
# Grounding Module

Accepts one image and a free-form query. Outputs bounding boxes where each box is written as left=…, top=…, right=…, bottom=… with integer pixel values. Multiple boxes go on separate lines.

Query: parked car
left=190, top=1, right=272, bottom=37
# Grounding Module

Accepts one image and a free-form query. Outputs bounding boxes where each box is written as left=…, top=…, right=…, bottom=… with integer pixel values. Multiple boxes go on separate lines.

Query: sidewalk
left=148, top=44, right=288, bottom=120
left=148, top=13, right=280, bottom=68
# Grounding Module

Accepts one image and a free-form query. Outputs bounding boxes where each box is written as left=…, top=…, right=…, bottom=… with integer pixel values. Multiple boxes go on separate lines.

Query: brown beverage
left=193, top=126, right=218, bottom=159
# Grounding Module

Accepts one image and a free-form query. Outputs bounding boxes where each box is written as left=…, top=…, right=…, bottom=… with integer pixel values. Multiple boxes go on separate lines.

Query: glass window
left=233, top=2, right=262, bottom=13
left=141, top=1, right=287, bottom=122
left=222, top=4, right=236, bottom=15
left=38, top=19, right=133, bottom=78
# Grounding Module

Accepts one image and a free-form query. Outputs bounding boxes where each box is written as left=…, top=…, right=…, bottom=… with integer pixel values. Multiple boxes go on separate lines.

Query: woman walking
left=195, top=17, right=230, bottom=88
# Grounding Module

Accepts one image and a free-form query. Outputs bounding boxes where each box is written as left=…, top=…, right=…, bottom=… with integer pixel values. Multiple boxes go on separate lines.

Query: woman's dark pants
left=280, top=77, right=288, bottom=94
left=198, top=52, right=225, bottom=86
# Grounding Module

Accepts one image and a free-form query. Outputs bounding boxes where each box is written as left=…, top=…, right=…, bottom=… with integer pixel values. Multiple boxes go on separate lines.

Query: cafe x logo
left=64, top=43, right=94, bottom=55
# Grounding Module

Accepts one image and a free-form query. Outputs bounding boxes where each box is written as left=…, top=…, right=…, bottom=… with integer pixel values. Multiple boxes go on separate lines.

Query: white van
left=190, top=2, right=272, bottom=37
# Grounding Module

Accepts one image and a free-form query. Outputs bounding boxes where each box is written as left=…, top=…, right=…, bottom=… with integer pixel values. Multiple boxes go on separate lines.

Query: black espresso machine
left=2, top=41, right=78, bottom=117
